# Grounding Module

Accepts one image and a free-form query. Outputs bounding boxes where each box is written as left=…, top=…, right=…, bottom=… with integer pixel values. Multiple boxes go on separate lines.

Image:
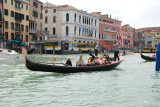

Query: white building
left=142, top=33, right=155, bottom=48
left=43, top=3, right=99, bottom=45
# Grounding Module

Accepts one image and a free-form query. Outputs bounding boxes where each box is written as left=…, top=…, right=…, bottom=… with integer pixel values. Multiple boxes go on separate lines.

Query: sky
left=40, top=0, right=160, bottom=29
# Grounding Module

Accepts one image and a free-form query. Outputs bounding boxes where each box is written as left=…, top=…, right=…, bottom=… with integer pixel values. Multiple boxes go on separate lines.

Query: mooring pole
left=156, top=43, right=160, bottom=71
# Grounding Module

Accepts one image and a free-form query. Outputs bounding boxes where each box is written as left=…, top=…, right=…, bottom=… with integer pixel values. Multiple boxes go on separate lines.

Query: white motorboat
left=0, top=48, right=22, bottom=59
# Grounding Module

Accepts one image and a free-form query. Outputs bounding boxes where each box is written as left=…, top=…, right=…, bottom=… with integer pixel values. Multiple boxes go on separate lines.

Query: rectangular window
left=11, top=0, right=13, bottom=5
left=4, top=9, right=8, bottom=16
left=40, top=12, right=43, bottom=19
left=33, top=10, right=38, bottom=18
left=5, top=21, right=8, bottom=29
left=5, top=0, right=7, bottom=3
left=25, top=35, right=28, bottom=42
left=45, top=10, right=48, bottom=13
left=15, top=1, right=20, bottom=9
left=21, top=24, right=24, bottom=31
left=5, top=32, right=8, bottom=40
left=21, top=35, right=23, bottom=41
left=53, top=9, right=56, bottom=13
left=26, top=15, right=29, bottom=21
left=21, top=4, right=23, bottom=9
left=21, top=14, right=24, bottom=20
left=11, top=22, right=14, bottom=30
left=26, top=5, right=28, bottom=10
left=11, top=33, right=14, bottom=40
left=33, top=1, right=38, bottom=8
left=11, top=11, right=14, bottom=17
left=26, top=25, right=28, bottom=32
left=41, top=5, right=43, bottom=10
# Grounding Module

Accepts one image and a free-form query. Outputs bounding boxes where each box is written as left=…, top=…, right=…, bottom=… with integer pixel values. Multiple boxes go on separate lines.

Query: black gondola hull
left=140, top=53, right=156, bottom=61
left=25, top=56, right=125, bottom=73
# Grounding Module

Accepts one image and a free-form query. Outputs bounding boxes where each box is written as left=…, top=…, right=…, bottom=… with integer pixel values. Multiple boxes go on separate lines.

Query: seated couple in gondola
left=77, top=54, right=111, bottom=66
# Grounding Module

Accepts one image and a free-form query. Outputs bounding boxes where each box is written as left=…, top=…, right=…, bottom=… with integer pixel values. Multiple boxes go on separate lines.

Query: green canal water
left=0, top=53, right=160, bottom=107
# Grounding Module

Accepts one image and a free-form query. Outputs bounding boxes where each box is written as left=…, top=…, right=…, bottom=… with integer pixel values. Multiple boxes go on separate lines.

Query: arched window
left=53, top=16, right=56, bottom=23
left=53, top=27, right=56, bottom=35
left=45, top=16, right=48, bottom=23
left=66, top=26, right=69, bottom=35
left=66, top=13, right=69, bottom=21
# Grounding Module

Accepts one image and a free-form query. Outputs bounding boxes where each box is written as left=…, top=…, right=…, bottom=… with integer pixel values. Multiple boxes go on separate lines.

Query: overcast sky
left=40, top=0, right=160, bottom=29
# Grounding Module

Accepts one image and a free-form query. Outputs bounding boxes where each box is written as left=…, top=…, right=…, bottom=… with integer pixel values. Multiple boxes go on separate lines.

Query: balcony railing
left=104, top=29, right=117, bottom=32
left=29, top=29, right=37, bottom=34
left=104, top=38, right=116, bottom=41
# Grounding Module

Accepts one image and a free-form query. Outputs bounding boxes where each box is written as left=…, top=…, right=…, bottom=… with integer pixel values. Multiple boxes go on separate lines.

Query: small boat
left=140, top=53, right=156, bottom=61
left=24, top=56, right=125, bottom=73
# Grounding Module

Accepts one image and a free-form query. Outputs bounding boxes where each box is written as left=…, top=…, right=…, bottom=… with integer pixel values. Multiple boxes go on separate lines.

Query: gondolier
left=95, top=44, right=100, bottom=56
left=113, top=41, right=119, bottom=61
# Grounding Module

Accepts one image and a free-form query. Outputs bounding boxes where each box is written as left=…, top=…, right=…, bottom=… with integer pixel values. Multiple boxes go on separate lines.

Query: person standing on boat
left=95, top=44, right=100, bottom=56
left=113, top=41, right=120, bottom=61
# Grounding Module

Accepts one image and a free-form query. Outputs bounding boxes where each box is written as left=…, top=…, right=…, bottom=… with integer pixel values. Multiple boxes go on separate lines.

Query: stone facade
left=91, top=12, right=121, bottom=51
left=29, top=0, right=43, bottom=43
left=3, top=0, right=30, bottom=44
left=120, top=24, right=135, bottom=49
left=43, top=3, right=99, bottom=44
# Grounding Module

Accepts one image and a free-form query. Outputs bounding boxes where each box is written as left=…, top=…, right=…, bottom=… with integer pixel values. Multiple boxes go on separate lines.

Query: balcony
left=104, top=28, right=117, bottom=32
left=43, top=30, right=49, bottom=35
left=104, top=38, right=116, bottom=41
left=48, top=35, right=57, bottom=39
left=29, top=29, right=37, bottom=34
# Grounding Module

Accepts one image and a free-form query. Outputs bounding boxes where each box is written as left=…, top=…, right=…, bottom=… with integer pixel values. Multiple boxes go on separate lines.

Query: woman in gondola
left=87, top=56, right=95, bottom=66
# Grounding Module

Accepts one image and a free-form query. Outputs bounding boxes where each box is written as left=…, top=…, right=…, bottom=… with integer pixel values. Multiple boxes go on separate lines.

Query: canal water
left=0, top=53, right=160, bottom=107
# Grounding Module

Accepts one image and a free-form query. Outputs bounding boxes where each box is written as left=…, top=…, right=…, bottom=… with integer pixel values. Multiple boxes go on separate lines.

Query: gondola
left=27, top=48, right=35, bottom=54
left=25, top=56, right=125, bottom=73
left=140, top=53, right=156, bottom=61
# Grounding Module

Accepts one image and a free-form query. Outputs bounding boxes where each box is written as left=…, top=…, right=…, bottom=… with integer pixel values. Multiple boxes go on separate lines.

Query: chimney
left=105, top=14, right=108, bottom=18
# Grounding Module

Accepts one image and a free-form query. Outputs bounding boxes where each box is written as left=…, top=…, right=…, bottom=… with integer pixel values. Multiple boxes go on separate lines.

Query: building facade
left=0, top=0, right=3, bottom=48
left=133, top=31, right=143, bottom=49
left=142, top=32, right=155, bottom=48
left=120, top=24, right=135, bottom=49
left=3, top=0, right=30, bottom=46
left=29, top=0, right=43, bottom=44
left=91, top=12, right=121, bottom=51
left=43, top=3, right=99, bottom=51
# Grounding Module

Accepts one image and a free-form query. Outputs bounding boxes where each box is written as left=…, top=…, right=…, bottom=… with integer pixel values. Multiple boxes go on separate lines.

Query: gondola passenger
left=65, top=57, right=72, bottom=66
left=87, top=56, right=95, bottom=66
left=152, top=54, right=156, bottom=58
left=78, top=54, right=84, bottom=66
left=94, top=56, right=100, bottom=65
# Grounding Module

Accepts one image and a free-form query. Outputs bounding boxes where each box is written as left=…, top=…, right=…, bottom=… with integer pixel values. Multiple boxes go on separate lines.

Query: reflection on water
left=0, top=53, right=160, bottom=106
